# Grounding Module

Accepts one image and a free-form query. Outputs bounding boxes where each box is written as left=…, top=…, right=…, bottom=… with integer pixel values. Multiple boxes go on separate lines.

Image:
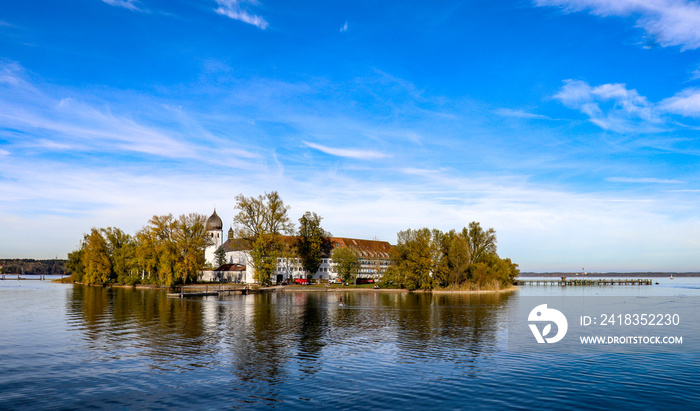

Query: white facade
left=202, top=210, right=393, bottom=284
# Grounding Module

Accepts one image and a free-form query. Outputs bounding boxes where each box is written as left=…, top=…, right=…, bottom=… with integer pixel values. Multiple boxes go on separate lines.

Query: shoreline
left=279, top=285, right=519, bottom=294
left=51, top=280, right=518, bottom=294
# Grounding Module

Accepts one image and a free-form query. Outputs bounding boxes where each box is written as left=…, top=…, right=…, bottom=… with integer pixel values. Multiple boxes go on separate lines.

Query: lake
left=1, top=277, right=699, bottom=409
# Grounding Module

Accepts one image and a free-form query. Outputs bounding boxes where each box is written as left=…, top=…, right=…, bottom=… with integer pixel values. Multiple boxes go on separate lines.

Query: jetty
left=516, top=278, right=652, bottom=286
left=1, top=275, right=58, bottom=281
left=166, top=284, right=258, bottom=298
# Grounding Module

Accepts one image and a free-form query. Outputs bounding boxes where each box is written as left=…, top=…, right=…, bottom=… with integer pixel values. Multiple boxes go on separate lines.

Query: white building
left=202, top=209, right=393, bottom=284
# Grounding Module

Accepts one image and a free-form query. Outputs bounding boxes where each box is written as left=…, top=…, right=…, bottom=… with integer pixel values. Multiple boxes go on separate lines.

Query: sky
left=2, top=0, right=700, bottom=272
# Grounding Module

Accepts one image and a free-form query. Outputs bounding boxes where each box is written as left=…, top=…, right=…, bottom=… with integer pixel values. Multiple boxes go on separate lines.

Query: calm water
left=1, top=277, right=700, bottom=409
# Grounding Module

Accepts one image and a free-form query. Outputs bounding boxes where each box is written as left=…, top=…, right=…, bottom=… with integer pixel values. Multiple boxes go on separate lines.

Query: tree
left=67, top=238, right=87, bottom=282
left=234, top=191, right=293, bottom=286
left=464, top=221, right=497, bottom=265
left=134, top=213, right=210, bottom=286
left=173, top=213, right=210, bottom=285
left=103, top=227, right=137, bottom=285
left=447, top=232, right=471, bottom=285
left=387, top=228, right=435, bottom=290
left=143, top=214, right=178, bottom=286
left=234, top=191, right=294, bottom=238
left=214, top=246, right=227, bottom=267
left=332, top=246, right=360, bottom=284
left=82, top=228, right=112, bottom=285
left=296, top=211, right=331, bottom=280
left=386, top=222, right=516, bottom=290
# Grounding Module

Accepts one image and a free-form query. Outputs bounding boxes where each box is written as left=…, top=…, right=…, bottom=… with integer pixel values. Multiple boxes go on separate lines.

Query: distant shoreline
left=520, top=272, right=700, bottom=277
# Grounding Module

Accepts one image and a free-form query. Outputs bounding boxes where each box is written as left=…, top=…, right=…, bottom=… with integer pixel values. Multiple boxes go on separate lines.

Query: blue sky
left=2, top=0, right=700, bottom=271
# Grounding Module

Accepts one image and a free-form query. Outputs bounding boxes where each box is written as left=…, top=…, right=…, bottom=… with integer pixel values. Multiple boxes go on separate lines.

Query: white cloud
left=494, top=108, right=551, bottom=119
left=607, top=177, right=683, bottom=184
left=0, top=149, right=9, bottom=156
left=659, top=88, right=700, bottom=116
left=102, top=0, right=140, bottom=11
left=555, top=79, right=700, bottom=130
left=214, top=0, right=268, bottom=30
left=554, top=79, right=663, bottom=132
left=340, top=21, right=349, bottom=32
left=535, top=0, right=700, bottom=50
left=303, top=141, right=388, bottom=160
left=0, top=61, right=260, bottom=167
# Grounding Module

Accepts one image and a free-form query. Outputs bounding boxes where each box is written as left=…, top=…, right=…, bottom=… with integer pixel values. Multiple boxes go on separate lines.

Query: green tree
left=234, top=191, right=293, bottom=286
left=386, top=222, right=516, bottom=290
left=67, top=238, right=87, bottom=282
left=103, top=227, right=137, bottom=285
left=331, top=246, right=360, bottom=284
left=296, top=211, right=331, bottom=280
left=387, top=228, right=435, bottom=290
left=214, top=246, right=227, bottom=267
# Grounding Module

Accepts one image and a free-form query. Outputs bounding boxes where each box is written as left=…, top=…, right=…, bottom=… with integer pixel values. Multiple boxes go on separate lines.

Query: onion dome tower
left=204, top=208, right=224, bottom=266
left=206, top=209, right=223, bottom=231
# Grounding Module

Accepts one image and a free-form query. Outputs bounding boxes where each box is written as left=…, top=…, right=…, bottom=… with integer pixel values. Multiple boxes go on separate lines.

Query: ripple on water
left=2, top=284, right=700, bottom=409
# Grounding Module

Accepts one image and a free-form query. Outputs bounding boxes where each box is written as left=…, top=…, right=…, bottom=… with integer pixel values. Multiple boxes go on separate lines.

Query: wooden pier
left=0, top=275, right=57, bottom=281
left=516, top=278, right=653, bottom=286
left=167, top=284, right=255, bottom=298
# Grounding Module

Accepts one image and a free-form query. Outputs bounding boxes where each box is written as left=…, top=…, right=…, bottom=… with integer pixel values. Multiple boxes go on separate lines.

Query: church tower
left=204, top=208, right=224, bottom=266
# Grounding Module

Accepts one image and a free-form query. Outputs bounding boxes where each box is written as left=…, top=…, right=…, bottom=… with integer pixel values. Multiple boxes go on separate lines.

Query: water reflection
left=67, top=285, right=212, bottom=371
left=66, top=286, right=513, bottom=407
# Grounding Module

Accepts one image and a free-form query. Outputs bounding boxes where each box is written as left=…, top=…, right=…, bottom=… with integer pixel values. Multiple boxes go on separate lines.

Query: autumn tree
left=134, top=213, right=210, bottom=286
left=465, top=221, right=496, bottom=265
left=233, top=191, right=293, bottom=286
left=332, top=246, right=360, bottom=284
left=447, top=232, right=471, bottom=285
left=135, top=214, right=178, bottom=285
left=173, top=213, right=209, bottom=285
left=82, top=228, right=112, bottom=285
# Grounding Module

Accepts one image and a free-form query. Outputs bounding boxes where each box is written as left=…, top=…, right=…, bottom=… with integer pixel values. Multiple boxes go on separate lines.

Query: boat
left=670, top=274, right=674, bottom=280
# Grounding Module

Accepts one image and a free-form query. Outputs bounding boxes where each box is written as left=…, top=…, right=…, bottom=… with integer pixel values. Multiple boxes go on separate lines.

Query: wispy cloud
left=607, top=177, right=684, bottom=184
left=659, top=88, right=700, bottom=117
left=214, top=0, right=268, bottom=30
left=494, top=108, right=551, bottom=119
left=303, top=141, right=388, bottom=160
left=0, top=148, right=9, bottom=156
left=554, top=79, right=700, bottom=132
left=554, top=79, right=663, bottom=132
left=535, top=0, right=700, bottom=50
left=340, top=21, right=349, bottom=32
left=102, top=0, right=141, bottom=12
left=0, top=61, right=259, bottom=167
